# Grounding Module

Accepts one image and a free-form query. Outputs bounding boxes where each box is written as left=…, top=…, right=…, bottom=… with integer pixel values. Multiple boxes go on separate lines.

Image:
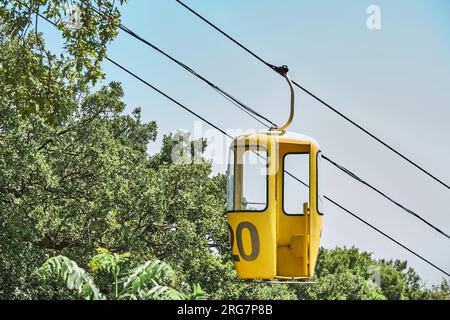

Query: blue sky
left=40, top=0, right=450, bottom=285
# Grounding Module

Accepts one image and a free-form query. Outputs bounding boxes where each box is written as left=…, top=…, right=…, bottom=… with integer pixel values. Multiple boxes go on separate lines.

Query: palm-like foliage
left=37, top=255, right=105, bottom=300
left=37, top=249, right=207, bottom=300
left=121, top=260, right=179, bottom=299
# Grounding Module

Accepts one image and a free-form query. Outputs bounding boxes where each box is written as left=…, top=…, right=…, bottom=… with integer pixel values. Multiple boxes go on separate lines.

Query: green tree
left=0, top=56, right=158, bottom=297
left=0, top=0, right=126, bottom=122
left=302, top=270, right=386, bottom=300
left=295, top=247, right=449, bottom=300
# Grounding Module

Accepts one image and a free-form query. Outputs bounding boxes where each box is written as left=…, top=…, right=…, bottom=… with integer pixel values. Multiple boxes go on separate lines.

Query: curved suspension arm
left=271, top=65, right=295, bottom=131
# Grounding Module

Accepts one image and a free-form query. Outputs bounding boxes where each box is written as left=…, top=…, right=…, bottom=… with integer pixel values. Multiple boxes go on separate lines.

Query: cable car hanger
left=270, top=65, right=295, bottom=132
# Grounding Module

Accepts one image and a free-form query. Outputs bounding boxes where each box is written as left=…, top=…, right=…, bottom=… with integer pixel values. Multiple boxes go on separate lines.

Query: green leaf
left=122, top=260, right=173, bottom=288
left=37, top=255, right=105, bottom=300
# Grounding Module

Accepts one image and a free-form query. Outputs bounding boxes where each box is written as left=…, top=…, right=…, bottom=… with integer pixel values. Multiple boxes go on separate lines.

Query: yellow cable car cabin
left=225, top=66, right=324, bottom=281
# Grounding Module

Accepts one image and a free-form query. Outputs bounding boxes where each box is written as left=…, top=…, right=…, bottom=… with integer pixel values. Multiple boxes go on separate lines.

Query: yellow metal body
left=226, top=131, right=323, bottom=280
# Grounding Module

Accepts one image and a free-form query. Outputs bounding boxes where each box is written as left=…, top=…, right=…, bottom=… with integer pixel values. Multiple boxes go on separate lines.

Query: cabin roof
left=233, top=131, right=320, bottom=148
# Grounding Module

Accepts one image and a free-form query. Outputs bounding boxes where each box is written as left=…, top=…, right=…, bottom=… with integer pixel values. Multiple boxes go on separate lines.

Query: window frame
left=282, top=152, right=310, bottom=216
left=226, top=144, right=269, bottom=214
left=316, top=150, right=324, bottom=215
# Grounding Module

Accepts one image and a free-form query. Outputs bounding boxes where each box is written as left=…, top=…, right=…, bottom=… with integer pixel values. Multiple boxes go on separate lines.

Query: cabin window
left=283, top=153, right=310, bottom=215
left=226, top=146, right=268, bottom=212
left=317, top=151, right=324, bottom=214
left=226, top=150, right=235, bottom=211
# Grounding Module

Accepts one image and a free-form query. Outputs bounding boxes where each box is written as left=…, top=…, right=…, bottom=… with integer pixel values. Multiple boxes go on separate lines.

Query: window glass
left=226, top=146, right=267, bottom=212
left=283, top=153, right=309, bottom=215
left=226, top=150, right=235, bottom=211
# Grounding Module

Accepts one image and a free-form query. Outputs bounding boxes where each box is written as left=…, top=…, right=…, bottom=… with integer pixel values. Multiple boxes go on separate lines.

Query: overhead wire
left=31, top=6, right=450, bottom=277
left=175, top=0, right=450, bottom=193
left=85, top=1, right=449, bottom=240
left=322, top=155, right=450, bottom=239
left=106, top=56, right=449, bottom=277
left=83, top=0, right=277, bottom=129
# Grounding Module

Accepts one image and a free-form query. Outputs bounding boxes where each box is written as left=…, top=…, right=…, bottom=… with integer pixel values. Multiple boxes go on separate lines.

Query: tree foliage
left=0, top=0, right=126, bottom=122
left=295, top=247, right=449, bottom=300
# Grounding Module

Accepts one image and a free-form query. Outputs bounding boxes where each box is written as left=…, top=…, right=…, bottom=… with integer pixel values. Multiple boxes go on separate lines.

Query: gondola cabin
left=225, top=65, right=323, bottom=281
left=226, top=132, right=323, bottom=280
